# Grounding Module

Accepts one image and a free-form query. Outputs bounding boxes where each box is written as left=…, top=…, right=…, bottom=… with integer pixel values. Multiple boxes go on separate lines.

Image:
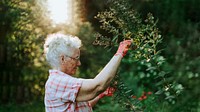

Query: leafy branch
left=93, top=0, right=183, bottom=111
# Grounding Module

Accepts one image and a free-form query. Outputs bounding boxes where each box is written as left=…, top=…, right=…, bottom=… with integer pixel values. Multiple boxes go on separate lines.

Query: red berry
left=142, top=95, right=147, bottom=99
left=138, top=97, right=143, bottom=101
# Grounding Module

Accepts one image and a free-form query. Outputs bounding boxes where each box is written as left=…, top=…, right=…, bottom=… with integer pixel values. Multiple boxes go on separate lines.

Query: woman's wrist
left=98, top=93, right=105, bottom=99
left=114, top=54, right=123, bottom=60
left=114, top=53, right=123, bottom=57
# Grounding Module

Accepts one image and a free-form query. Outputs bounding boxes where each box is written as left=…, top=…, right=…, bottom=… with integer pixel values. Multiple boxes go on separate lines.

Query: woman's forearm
left=88, top=55, right=121, bottom=106
left=88, top=95, right=101, bottom=107
left=94, top=55, right=122, bottom=91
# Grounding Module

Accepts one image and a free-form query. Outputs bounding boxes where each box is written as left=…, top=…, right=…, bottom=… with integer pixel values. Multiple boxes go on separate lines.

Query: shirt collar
left=49, top=69, right=72, bottom=77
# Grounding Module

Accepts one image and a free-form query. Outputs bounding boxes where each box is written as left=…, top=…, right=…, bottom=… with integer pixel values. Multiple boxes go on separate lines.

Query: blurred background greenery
left=0, top=0, right=199, bottom=112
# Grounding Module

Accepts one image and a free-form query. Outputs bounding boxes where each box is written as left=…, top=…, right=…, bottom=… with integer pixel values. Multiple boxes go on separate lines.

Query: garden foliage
left=93, top=0, right=184, bottom=111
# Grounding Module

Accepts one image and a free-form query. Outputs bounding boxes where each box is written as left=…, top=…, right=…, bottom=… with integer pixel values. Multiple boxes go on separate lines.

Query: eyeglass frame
left=65, top=55, right=80, bottom=61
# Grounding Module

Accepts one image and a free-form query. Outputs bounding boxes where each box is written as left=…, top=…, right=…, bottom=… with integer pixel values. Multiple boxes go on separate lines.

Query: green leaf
left=155, top=90, right=164, bottom=95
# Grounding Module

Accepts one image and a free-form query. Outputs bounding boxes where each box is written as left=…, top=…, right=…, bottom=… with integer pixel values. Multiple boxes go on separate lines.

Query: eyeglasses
left=65, top=55, right=80, bottom=61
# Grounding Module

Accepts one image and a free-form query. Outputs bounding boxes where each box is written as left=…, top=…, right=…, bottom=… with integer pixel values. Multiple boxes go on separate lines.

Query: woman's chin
left=70, top=70, right=77, bottom=75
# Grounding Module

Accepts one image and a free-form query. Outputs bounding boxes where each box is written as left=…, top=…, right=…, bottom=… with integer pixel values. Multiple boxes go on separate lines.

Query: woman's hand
left=98, top=87, right=116, bottom=99
left=115, top=40, right=132, bottom=57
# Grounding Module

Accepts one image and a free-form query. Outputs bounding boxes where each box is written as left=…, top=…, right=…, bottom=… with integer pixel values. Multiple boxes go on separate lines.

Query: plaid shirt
left=45, top=70, right=93, bottom=112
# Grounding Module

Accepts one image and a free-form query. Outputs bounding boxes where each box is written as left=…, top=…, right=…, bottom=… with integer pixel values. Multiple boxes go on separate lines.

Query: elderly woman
left=44, top=33, right=132, bottom=112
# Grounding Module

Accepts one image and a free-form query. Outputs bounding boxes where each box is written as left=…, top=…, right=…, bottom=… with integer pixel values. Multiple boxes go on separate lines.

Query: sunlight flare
left=47, top=0, right=73, bottom=24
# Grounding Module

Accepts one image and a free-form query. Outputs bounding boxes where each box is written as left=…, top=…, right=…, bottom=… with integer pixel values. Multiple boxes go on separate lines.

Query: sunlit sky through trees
left=47, top=0, right=73, bottom=25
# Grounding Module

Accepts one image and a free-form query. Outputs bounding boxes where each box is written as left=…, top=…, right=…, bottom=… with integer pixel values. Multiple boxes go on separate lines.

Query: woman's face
left=61, top=49, right=81, bottom=75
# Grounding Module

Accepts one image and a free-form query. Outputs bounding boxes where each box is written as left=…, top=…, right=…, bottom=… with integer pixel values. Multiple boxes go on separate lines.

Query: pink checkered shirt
left=45, top=70, right=93, bottom=112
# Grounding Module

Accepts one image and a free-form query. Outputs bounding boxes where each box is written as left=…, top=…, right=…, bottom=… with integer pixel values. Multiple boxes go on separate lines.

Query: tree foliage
left=93, top=0, right=190, bottom=111
left=0, top=0, right=50, bottom=102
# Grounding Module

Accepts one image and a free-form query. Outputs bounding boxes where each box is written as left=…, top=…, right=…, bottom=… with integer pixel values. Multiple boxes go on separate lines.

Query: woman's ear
left=60, top=55, right=65, bottom=64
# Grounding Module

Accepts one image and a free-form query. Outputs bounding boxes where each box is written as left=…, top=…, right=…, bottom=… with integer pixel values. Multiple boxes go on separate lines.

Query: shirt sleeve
left=47, top=75, right=83, bottom=103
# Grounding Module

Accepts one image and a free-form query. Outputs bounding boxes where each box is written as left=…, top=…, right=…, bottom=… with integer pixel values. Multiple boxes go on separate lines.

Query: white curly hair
left=44, top=33, right=82, bottom=68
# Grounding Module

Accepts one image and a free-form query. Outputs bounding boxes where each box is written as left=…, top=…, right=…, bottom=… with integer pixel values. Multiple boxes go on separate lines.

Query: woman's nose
left=77, top=60, right=81, bottom=66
